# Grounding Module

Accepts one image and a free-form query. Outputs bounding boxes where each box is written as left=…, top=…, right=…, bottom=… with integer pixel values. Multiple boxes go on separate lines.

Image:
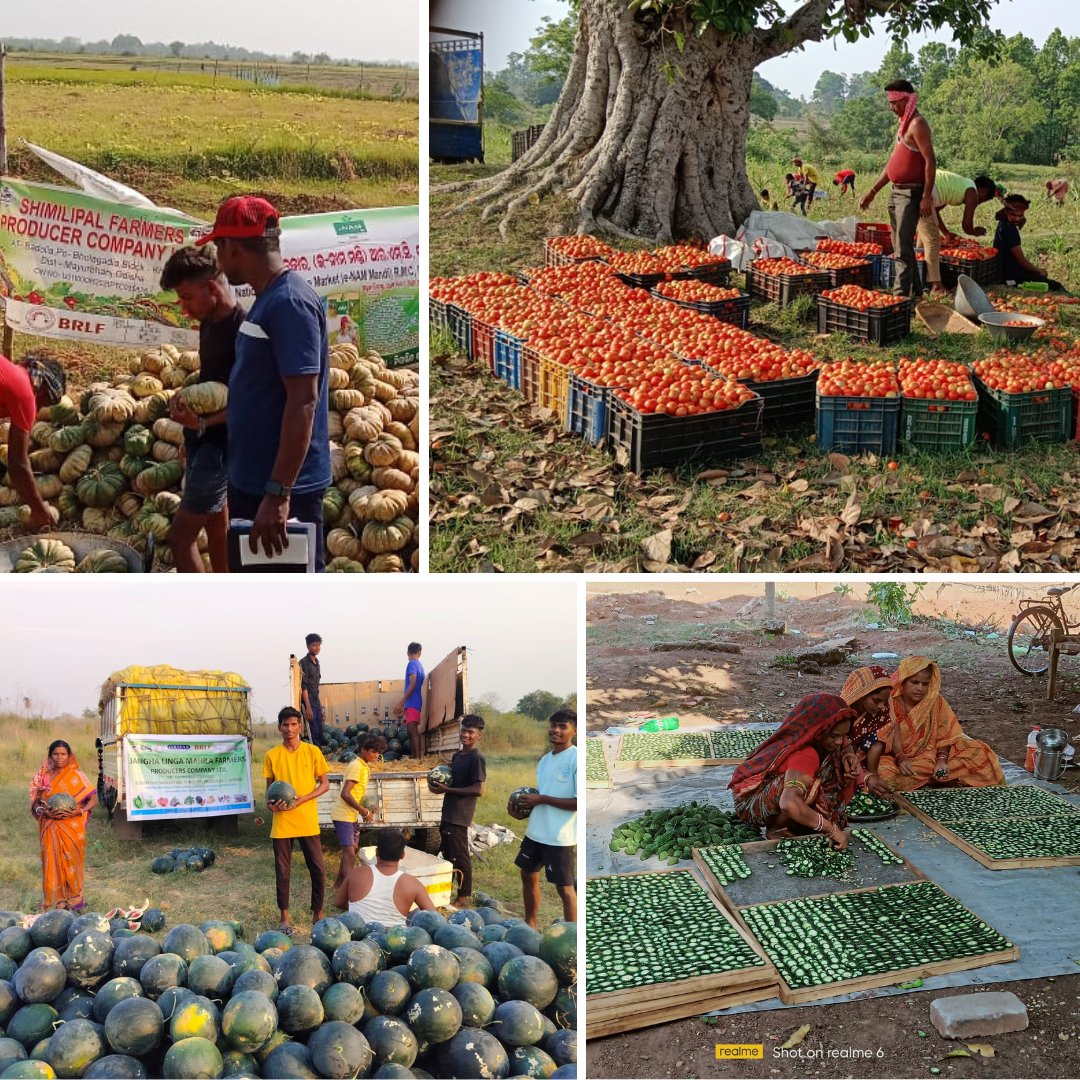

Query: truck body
left=430, top=28, right=484, bottom=164
left=290, top=646, right=467, bottom=852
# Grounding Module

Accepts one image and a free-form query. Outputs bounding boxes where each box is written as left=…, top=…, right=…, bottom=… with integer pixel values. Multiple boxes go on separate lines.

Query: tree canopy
left=515, top=690, right=572, bottom=722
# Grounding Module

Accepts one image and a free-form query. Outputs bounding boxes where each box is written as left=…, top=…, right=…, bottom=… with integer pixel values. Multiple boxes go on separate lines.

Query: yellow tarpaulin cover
left=101, top=665, right=252, bottom=737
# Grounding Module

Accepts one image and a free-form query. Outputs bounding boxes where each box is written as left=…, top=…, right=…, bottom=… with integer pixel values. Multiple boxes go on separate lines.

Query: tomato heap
left=897, top=358, right=978, bottom=401
left=429, top=272, right=521, bottom=306
left=818, top=359, right=900, bottom=398
left=821, top=285, right=908, bottom=311
left=544, top=235, right=615, bottom=260
left=803, top=252, right=870, bottom=271
left=652, top=245, right=729, bottom=271
left=613, top=364, right=758, bottom=416
left=816, top=239, right=883, bottom=258
left=607, top=250, right=667, bottom=276
left=941, top=246, right=999, bottom=261
left=697, top=345, right=819, bottom=384
left=654, top=279, right=744, bottom=304
left=971, top=350, right=1069, bottom=393
left=752, top=257, right=825, bottom=277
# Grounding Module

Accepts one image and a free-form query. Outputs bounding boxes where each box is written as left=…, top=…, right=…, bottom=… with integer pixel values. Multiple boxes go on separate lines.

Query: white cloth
left=710, top=213, right=861, bottom=270
left=348, top=866, right=407, bottom=927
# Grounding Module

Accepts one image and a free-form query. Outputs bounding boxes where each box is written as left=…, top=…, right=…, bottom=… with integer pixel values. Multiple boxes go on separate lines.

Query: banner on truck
left=0, top=178, right=420, bottom=366
left=124, top=734, right=253, bottom=819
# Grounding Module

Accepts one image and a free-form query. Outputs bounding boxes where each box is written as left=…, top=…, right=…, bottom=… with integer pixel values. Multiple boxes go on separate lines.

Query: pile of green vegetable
left=851, top=830, right=904, bottom=866
left=150, top=848, right=216, bottom=875
left=904, top=785, right=1080, bottom=822
left=847, top=792, right=898, bottom=819
left=609, top=804, right=761, bottom=865
left=695, top=844, right=752, bottom=886
left=949, top=816, right=1080, bottom=860
left=775, top=836, right=853, bottom=879
left=741, top=881, right=1013, bottom=991
left=708, top=728, right=779, bottom=760
left=616, top=733, right=712, bottom=763
left=585, top=740, right=611, bottom=786
left=585, top=872, right=765, bottom=995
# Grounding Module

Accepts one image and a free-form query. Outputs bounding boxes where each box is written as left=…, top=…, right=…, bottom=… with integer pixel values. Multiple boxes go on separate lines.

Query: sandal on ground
left=278, top=923, right=297, bottom=937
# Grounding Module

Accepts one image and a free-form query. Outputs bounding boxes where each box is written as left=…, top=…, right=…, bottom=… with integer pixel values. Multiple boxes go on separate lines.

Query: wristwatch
left=264, top=480, right=292, bottom=498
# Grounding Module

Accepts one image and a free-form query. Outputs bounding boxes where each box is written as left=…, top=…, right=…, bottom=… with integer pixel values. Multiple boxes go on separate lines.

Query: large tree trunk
left=439, top=0, right=830, bottom=243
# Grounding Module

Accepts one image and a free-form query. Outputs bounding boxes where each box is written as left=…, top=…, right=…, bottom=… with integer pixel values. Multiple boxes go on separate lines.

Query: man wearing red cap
left=196, top=196, right=331, bottom=570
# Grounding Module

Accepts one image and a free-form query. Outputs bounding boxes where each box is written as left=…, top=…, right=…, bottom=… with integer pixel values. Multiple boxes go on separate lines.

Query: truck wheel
left=410, top=827, right=443, bottom=856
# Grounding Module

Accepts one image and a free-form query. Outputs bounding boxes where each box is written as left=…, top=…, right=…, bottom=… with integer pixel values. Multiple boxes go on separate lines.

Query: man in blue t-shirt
left=515, top=709, right=577, bottom=927
left=196, top=196, right=331, bottom=571
left=392, top=642, right=425, bottom=760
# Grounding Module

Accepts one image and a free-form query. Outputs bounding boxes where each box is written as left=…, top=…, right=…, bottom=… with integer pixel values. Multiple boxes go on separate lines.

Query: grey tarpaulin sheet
left=586, top=738, right=1080, bottom=1013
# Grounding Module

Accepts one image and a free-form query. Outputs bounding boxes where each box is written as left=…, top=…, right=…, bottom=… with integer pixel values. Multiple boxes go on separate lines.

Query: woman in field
left=876, top=657, right=1005, bottom=793
left=730, top=694, right=858, bottom=850
left=29, top=740, right=98, bottom=912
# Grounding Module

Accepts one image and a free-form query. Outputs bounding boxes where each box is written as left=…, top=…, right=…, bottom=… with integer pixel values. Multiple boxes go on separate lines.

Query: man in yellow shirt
left=264, top=707, right=330, bottom=936
left=793, top=157, right=819, bottom=208
left=332, top=734, right=385, bottom=895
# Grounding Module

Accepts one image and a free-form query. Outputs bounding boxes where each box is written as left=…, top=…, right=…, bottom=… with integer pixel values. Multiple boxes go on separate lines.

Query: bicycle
left=1007, top=583, right=1080, bottom=675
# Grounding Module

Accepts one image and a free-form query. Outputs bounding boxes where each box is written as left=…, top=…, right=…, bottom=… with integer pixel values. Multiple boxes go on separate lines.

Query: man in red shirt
left=833, top=169, right=856, bottom=198
left=0, top=354, right=66, bottom=529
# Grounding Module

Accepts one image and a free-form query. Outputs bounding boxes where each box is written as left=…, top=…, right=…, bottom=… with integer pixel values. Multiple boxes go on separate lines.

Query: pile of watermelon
left=0, top=904, right=576, bottom=1079
left=151, top=849, right=218, bottom=876
left=322, top=723, right=412, bottom=764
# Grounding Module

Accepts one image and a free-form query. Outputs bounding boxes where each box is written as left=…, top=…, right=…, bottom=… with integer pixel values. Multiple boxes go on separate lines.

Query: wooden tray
left=614, top=732, right=724, bottom=770
left=585, top=738, right=614, bottom=790
left=896, top=794, right=1080, bottom=870
left=585, top=867, right=780, bottom=1038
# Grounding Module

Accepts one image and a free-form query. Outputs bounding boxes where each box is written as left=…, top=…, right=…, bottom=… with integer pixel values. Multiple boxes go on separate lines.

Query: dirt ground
left=585, top=587, right=1080, bottom=1078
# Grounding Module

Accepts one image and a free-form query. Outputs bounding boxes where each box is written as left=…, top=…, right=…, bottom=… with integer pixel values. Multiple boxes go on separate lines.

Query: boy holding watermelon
left=332, top=734, right=386, bottom=893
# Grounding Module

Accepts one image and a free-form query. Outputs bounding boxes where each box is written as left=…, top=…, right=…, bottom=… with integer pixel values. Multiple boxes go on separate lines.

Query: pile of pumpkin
left=0, top=342, right=419, bottom=572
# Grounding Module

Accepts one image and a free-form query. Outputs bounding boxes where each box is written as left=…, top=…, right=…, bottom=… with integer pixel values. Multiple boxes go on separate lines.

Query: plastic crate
left=615, top=270, right=669, bottom=291
left=1073, top=387, right=1080, bottom=442
left=816, top=393, right=901, bottom=455
left=607, top=393, right=764, bottom=474
left=815, top=261, right=873, bottom=289
left=941, top=254, right=1001, bottom=289
left=900, top=397, right=979, bottom=452
left=671, top=263, right=732, bottom=286
left=493, top=330, right=522, bottom=390
left=817, top=295, right=914, bottom=346
left=446, top=304, right=471, bottom=357
left=744, top=371, right=819, bottom=428
left=520, top=344, right=541, bottom=402
left=974, top=376, right=1072, bottom=450
left=876, top=255, right=928, bottom=291
left=429, top=296, right=450, bottom=336
left=470, top=318, right=496, bottom=372
left=746, top=266, right=829, bottom=307
left=856, top=222, right=893, bottom=255
left=539, top=355, right=570, bottom=421
left=566, top=374, right=627, bottom=444
left=649, top=287, right=750, bottom=329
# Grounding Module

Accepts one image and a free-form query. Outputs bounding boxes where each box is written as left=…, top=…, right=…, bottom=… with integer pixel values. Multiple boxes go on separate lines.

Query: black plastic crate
left=615, top=270, right=670, bottom=291
left=607, top=393, right=764, bottom=474
left=941, top=254, right=1001, bottom=289
left=744, top=371, right=819, bottom=428
left=900, top=397, right=979, bottom=452
left=446, top=304, right=472, bottom=357
left=817, top=295, right=913, bottom=346
left=671, top=263, right=732, bottom=286
left=974, top=376, right=1071, bottom=449
left=649, top=287, right=750, bottom=329
left=816, top=393, right=901, bottom=455
left=429, top=296, right=450, bottom=336
left=812, top=261, right=873, bottom=289
left=746, top=266, right=829, bottom=307
left=566, top=374, right=627, bottom=444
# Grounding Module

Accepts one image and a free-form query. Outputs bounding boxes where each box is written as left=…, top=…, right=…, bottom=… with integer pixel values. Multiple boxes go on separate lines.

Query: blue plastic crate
left=566, top=374, right=626, bottom=444
left=876, top=256, right=928, bottom=291
left=816, top=393, right=901, bottom=455
left=494, top=330, right=522, bottom=389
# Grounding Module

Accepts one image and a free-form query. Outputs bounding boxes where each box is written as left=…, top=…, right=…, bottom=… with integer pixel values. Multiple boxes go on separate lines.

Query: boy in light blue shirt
left=515, top=709, right=577, bottom=927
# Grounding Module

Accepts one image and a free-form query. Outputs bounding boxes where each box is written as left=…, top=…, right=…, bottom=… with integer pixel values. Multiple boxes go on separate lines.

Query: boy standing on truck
left=264, top=707, right=330, bottom=936
left=430, top=714, right=487, bottom=909
left=299, top=633, right=324, bottom=746
left=515, top=709, right=578, bottom=928
left=332, top=734, right=385, bottom=894
left=392, top=643, right=425, bottom=760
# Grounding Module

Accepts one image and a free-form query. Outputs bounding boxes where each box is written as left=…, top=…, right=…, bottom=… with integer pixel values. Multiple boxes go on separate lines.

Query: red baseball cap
left=196, top=196, right=281, bottom=246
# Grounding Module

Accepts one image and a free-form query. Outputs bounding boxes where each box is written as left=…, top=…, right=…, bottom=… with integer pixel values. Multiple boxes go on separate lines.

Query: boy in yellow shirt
left=264, top=707, right=329, bottom=936
left=332, top=735, right=386, bottom=893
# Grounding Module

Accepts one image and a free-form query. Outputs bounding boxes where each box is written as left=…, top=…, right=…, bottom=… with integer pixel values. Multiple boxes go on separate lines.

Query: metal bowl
left=954, top=274, right=995, bottom=319
left=0, top=532, right=145, bottom=573
left=978, top=311, right=1046, bottom=342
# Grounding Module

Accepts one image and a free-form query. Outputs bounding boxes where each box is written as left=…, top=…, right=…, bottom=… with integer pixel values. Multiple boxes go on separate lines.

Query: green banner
left=125, top=734, right=253, bottom=819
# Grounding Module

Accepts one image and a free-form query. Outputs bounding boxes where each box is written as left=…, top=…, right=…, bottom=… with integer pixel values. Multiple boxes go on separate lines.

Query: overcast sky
left=433, top=0, right=1080, bottom=100
left=0, top=578, right=577, bottom=721
left=4, top=0, right=418, bottom=64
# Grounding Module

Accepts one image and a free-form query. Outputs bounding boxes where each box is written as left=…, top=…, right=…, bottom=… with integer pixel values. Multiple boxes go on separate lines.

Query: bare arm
left=961, top=189, right=985, bottom=236
left=6, top=428, right=53, bottom=529
left=519, top=794, right=576, bottom=812
left=433, top=781, right=485, bottom=797
left=396, top=675, right=418, bottom=712
left=911, top=117, right=936, bottom=217
left=409, top=877, right=437, bottom=912
left=334, top=871, right=351, bottom=910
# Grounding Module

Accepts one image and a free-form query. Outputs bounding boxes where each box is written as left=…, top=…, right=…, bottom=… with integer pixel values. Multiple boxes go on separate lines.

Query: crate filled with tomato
left=815, top=359, right=901, bottom=455
left=608, top=365, right=764, bottom=474
left=654, top=244, right=732, bottom=285
left=544, top=234, right=616, bottom=267
left=817, top=285, right=914, bottom=346
left=803, top=251, right=873, bottom=289
left=940, top=245, right=1001, bottom=288
left=855, top=222, right=894, bottom=255
left=897, top=358, right=979, bottom=452
left=970, top=350, right=1073, bottom=449
left=746, top=258, right=831, bottom=307
left=651, top=278, right=750, bottom=327
left=607, top=250, right=672, bottom=290
left=430, top=271, right=522, bottom=354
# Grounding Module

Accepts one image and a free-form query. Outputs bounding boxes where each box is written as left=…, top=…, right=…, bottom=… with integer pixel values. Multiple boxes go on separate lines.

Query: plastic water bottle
left=640, top=717, right=680, bottom=733
left=1025, top=726, right=1041, bottom=772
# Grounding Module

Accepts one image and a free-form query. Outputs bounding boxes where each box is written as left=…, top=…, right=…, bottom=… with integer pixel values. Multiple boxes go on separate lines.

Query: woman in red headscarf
left=29, top=740, right=97, bottom=911
left=729, top=694, right=858, bottom=850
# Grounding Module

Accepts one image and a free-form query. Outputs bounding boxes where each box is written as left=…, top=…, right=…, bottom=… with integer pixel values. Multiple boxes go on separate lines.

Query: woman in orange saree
left=877, top=657, right=1005, bottom=792
left=29, top=740, right=97, bottom=911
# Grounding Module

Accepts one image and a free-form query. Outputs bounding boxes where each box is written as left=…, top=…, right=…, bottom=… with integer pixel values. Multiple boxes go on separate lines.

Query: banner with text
left=0, top=179, right=420, bottom=365
left=124, top=734, right=253, bottom=820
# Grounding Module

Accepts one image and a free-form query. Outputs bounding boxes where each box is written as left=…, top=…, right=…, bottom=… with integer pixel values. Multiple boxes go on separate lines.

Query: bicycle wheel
left=1007, top=606, right=1062, bottom=675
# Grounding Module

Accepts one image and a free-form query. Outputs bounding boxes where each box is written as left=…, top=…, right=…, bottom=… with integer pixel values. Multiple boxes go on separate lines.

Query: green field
left=1, top=711, right=567, bottom=938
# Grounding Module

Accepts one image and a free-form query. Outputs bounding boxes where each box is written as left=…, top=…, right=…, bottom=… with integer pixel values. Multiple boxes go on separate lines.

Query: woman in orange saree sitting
left=730, top=694, right=863, bottom=851
left=877, top=657, right=1005, bottom=792
left=29, top=740, right=98, bottom=912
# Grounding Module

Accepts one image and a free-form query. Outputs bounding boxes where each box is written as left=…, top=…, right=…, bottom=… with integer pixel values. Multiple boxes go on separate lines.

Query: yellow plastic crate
left=539, top=354, right=570, bottom=423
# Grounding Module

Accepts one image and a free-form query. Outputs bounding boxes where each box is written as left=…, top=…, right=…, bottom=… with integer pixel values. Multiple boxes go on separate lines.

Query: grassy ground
left=0, top=712, right=566, bottom=937
left=429, top=153, right=1080, bottom=573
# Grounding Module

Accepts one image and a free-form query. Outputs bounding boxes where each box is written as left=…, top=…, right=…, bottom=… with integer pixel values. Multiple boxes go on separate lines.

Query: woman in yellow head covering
left=877, top=657, right=1005, bottom=792
left=838, top=666, right=897, bottom=798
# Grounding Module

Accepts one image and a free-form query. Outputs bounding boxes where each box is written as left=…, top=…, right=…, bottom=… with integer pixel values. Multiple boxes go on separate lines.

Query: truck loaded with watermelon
left=0, top=903, right=576, bottom=1078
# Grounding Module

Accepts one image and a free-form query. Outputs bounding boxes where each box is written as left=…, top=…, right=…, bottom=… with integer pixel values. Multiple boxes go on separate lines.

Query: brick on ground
left=929, top=992, right=1029, bottom=1038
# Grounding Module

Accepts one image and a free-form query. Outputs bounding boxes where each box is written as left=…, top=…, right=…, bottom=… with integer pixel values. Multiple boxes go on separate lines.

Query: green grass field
left=430, top=144, right=1080, bottom=573
left=0, top=712, right=568, bottom=938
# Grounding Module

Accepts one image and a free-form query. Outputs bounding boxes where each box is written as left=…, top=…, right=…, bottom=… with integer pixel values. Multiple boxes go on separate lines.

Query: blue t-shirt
left=526, top=747, right=577, bottom=847
left=404, top=659, right=425, bottom=711
left=227, top=270, right=331, bottom=496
